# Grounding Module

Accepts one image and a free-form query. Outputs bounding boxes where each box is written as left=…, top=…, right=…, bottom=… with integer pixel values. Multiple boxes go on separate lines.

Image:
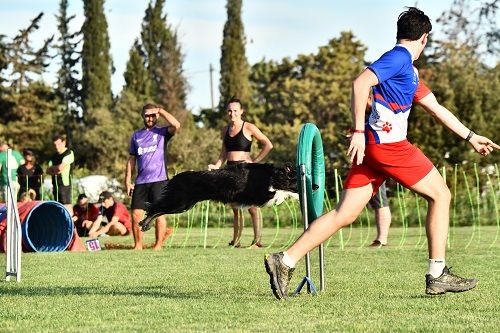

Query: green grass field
left=1, top=226, right=499, bottom=333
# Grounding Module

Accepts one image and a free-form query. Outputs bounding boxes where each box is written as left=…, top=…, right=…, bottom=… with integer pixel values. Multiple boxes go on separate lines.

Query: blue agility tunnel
left=0, top=201, right=74, bottom=252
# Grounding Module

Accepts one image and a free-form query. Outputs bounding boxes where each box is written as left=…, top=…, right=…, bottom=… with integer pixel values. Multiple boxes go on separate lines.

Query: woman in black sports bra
left=208, top=97, right=273, bottom=248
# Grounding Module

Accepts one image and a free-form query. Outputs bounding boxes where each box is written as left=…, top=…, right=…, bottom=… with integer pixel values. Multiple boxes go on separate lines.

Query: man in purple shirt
left=125, top=104, right=181, bottom=250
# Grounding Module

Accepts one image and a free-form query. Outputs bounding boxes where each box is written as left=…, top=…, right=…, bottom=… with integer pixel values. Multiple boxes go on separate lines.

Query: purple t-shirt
left=129, top=126, right=173, bottom=184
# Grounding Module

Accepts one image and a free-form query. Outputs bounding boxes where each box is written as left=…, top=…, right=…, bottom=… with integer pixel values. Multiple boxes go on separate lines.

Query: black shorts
left=131, top=180, right=168, bottom=210
left=53, top=184, right=72, bottom=205
left=368, top=181, right=389, bottom=209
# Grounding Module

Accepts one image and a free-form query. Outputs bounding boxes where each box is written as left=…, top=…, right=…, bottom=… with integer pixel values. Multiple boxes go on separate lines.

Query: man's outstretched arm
left=417, top=93, right=499, bottom=156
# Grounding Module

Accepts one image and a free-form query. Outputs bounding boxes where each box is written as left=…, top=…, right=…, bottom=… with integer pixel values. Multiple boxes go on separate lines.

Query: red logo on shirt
left=382, top=122, right=392, bottom=133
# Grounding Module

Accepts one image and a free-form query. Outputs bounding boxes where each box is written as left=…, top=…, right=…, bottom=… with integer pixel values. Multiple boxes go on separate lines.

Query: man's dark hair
left=52, top=134, right=66, bottom=142
left=397, top=7, right=432, bottom=41
left=77, top=193, right=87, bottom=201
left=142, top=103, right=157, bottom=113
left=226, top=97, right=244, bottom=110
left=98, top=191, right=113, bottom=203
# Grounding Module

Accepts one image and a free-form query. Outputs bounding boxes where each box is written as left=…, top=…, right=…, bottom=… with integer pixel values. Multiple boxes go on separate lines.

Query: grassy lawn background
left=1, top=226, right=499, bottom=332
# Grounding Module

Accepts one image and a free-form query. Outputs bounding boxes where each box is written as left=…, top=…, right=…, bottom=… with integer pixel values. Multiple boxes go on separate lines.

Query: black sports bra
left=224, top=122, right=252, bottom=152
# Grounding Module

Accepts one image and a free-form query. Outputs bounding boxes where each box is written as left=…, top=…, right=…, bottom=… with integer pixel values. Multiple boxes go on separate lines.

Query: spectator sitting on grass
left=88, top=191, right=132, bottom=238
left=73, top=193, right=101, bottom=237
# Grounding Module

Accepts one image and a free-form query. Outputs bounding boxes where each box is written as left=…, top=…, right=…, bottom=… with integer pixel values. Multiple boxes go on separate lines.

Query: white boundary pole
left=294, top=163, right=326, bottom=295
left=300, top=164, right=312, bottom=286
left=293, top=164, right=318, bottom=296
left=5, top=148, right=22, bottom=282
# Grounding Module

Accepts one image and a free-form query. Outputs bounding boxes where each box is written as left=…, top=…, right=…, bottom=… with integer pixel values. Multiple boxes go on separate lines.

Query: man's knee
left=426, top=185, right=451, bottom=203
left=156, top=215, right=166, bottom=225
left=339, top=214, right=358, bottom=228
left=248, top=207, right=258, bottom=215
left=109, top=224, right=127, bottom=236
left=132, top=210, right=144, bottom=223
left=412, top=168, right=452, bottom=203
left=440, top=187, right=451, bottom=202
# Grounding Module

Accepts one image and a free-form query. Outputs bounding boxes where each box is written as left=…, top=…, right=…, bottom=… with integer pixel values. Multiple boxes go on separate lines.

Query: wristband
left=465, top=130, right=474, bottom=142
left=348, top=128, right=365, bottom=134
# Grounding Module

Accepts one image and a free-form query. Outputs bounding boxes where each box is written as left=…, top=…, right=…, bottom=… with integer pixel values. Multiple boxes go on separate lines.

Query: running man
left=264, top=7, right=499, bottom=299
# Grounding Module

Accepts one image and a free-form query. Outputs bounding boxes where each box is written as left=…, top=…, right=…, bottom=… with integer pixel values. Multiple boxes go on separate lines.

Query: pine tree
left=141, top=0, right=163, bottom=92
left=0, top=15, right=59, bottom=159
left=155, top=28, right=188, bottom=119
left=76, top=0, right=114, bottom=172
left=81, top=0, right=113, bottom=117
left=55, top=0, right=81, bottom=145
left=141, top=0, right=188, bottom=119
left=6, top=13, right=53, bottom=93
left=123, top=39, right=151, bottom=101
left=0, top=82, right=60, bottom=163
left=217, top=0, right=251, bottom=124
left=249, top=32, right=367, bottom=184
left=0, top=12, right=54, bottom=125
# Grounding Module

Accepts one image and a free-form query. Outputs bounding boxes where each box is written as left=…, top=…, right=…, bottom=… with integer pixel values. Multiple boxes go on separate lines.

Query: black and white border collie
left=139, top=163, right=298, bottom=231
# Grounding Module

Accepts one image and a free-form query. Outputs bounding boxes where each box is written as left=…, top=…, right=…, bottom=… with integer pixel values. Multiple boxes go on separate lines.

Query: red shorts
left=344, top=140, right=434, bottom=195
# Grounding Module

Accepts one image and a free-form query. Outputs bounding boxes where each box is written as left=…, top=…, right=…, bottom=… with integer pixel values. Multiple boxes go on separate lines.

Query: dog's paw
left=139, top=218, right=152, bottom=232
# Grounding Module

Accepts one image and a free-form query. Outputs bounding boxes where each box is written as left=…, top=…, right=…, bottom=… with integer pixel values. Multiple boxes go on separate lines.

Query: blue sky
left=0, top=0, right=457, bottom=111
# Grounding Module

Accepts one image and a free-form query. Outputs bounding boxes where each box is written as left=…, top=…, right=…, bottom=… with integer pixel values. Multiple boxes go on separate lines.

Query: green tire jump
left=296, top=123, right=325, bottom=221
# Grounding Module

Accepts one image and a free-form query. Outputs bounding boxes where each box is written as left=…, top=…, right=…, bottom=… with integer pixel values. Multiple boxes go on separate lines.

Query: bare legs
left=249, top=207, right=262, bottom=245
left=286, top=167, right=451, bottom=264
left=409, top=168, right=450, bottom=259
left=230, top=206, right=262, bottom=246
left=230, top=208, right=243, bottom=246
left=286, top=184, right=374, bottom=262
left=88, top=221, right=128, bottom=238
left=374, top=206, right=392, bottom=245
left=132, top=209, right=144, bottom=250
left=152, top=215, right=167, bottom=251
left=132, top=209, right=168, bottom=250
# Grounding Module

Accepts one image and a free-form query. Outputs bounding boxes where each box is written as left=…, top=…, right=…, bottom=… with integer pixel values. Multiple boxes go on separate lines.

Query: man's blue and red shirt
left=366, top=44, right=430, bottom=144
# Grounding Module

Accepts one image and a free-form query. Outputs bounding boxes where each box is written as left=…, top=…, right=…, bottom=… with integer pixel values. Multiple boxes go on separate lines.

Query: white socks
left=428, top=259, right=445, bottom=278
left=282, top=251, right=296, bottom=268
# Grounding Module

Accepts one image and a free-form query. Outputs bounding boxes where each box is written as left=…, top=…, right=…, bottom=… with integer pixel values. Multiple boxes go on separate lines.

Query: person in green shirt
left=47, top=134, right=75, bottom=215
left=0, top=141, right=25, bottom=203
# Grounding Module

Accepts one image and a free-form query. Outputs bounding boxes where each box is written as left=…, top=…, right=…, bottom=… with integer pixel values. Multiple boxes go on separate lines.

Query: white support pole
left=301, top=165, right=312, bottom=288
left=5, top=184, right=12, bottom=280
left=5, top=148, right=22, bottom=282
left=293, top=164, right=318, bottom=296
